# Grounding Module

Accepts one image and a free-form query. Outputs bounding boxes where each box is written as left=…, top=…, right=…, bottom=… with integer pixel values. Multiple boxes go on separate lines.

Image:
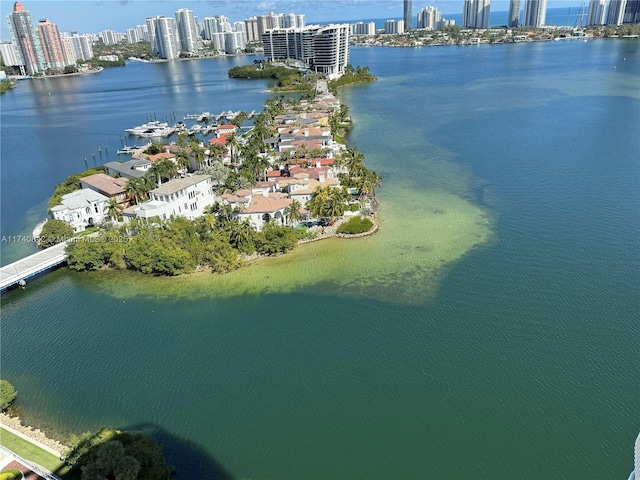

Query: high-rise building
left=245, top=17, right=260, bottom=42
left=384, top=19, right=405, bottom=34
left=606, top=0, right=627, bottom=24
left=99, top=30, right=118, bottom=45
left=351, top=22, right=376, bottom=35
left=68, top=33, right=93, bottom=61
left=262, top=24, right=349, bottom=80
left=60, top=35, right=76, bottom=64
left=244, top=12, right=306, bottom=42
left=37, top=19, right=68, bottom=69
left=417, top=6, right=441, bottom=29
left=623, top=0, right=640, bottom=23
left=175, top=8, right=199, bottom=53
left=147, top=16, right=180, bottom=59
left=508, top=0, right=521, bottom=26
left=6, top=1, right=42, bottom=75
left=404, top=0, right=413, bottom=29
left=463, top=0, right=491, bottom=28
left=586, top=0, right=607, bottom=25
left=0, top=40, right=20, bottom=66
left=225, top=31, right=246, bottom=54
left=523, top=0, right=547, bottom=27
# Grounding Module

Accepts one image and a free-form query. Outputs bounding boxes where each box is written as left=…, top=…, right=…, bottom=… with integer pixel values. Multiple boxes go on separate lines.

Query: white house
left=130, top=175, right=215, bottom=222
left=51, top=189, right=110, bottom=232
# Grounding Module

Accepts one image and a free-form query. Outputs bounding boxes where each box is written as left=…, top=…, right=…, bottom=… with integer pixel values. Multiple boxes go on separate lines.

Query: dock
left=0, top=240, right=71, bottom=292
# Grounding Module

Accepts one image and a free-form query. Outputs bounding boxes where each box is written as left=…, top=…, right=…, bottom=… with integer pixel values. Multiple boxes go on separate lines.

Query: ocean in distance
left=1, top=40, right=639, bottom=479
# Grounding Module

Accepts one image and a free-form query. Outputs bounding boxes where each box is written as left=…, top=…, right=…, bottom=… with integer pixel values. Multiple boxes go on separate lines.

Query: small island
left=42, top=75, right=380, bottom=277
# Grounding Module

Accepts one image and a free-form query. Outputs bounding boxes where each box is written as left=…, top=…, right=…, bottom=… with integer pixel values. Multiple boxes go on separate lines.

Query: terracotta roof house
left=235, top=193, right=293, bottom=231
left=80, top=173, right=130, bottom=206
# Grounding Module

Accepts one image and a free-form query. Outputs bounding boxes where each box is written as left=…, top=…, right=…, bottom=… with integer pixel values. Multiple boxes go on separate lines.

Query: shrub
left=0, top=380, right=17, bottom=411
left=337, top=216, right=373, bottom=235
left=0, top=470, right=22, bottom=480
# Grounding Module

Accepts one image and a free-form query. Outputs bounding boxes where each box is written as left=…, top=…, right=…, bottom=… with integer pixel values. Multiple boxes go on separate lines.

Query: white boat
left=125, top=121, right=169, bottom=135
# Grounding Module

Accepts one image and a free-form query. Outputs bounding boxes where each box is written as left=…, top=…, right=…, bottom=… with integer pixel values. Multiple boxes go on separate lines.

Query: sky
left=1, top=0, right=581, bottom=40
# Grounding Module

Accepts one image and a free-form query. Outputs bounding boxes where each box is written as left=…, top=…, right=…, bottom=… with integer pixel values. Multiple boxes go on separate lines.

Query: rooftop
left=150, top=175, right=211, bottom=195
left=80, top=173, right=128, bottom=196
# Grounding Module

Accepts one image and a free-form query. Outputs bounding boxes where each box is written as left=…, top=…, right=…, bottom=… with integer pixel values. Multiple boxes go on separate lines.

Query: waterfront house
left=220, top=191, right=292, bottom=231
left=128, top=175, right=215, bottom=222
left=79, top=173, right=130, bottom=207
left=51, top=189, right=109, bottom=231
left=104, top=158, right=151, bottom=179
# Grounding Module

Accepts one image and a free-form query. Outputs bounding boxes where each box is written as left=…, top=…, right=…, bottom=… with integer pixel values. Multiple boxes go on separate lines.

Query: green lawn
left=0, top=426, right=73, bottom=477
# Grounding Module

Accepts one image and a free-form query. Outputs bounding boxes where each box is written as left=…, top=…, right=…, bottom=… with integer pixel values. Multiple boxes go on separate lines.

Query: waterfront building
left=606, top=0, right=627, bottom=24
left=435, top=18, right=456, bottom=29
left=80, top=173, right=130, bottom=207
left=417, top=6, right=441, bottom=30
left=175, top=8, right=199, bottom=53
left=508, top=0, right=521, bottom=26
left=351, top=21, right=376, bottom=35
left=384, top=19, right=405, bottom=34
left=147, top=16, right=180, bottom=59
left=0, top=40, right=20, bottom=66
left=623, top=0, right=640, bottom=23
left=60, top=35, right=76, bottom=64
left=463, top=0, right=491, bottom=29
left=6, top=1, right=42, bottom=75
left=262, top=24, right=350, bottom=80
left=99, top=29, right=118, bottom=45
left=202, top=15, right=231, bottom=40
left=130, top=175, right=215, bottom=222
left=126, top=28, right=139, bottom=44
left=244, top=16, right=260, bottom=42
left=404, top=0, right=413, bottom=29
left=225, top=31, right=246, bottom=54
left=523, top=0, right=547, bottom=27
left=37, top=19, right=70, bottom=70
left=68, top=33, right=93, bottom=61
left=586, top=0, right=607, bottom=25
left=51, top=189, right=109, bottom=232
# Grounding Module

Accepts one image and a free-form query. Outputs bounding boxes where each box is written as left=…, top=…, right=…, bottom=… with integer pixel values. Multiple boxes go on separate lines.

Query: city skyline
left=1, top=0, right=586, bottom=40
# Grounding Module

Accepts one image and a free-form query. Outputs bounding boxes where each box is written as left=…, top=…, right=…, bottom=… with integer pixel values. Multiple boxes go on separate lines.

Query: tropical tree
left=125, top=177, right=146, bottom=205
left=105, top=198, right=122, bottom=221
left=0, top=380, right=17, bottom=411
left=175, top=149, right=191, bottom=173
left=284, top=199, right=303, bottom=225
left=225, top=133, right=241, bottom=169
left=148, top=158, right=178, bottom=186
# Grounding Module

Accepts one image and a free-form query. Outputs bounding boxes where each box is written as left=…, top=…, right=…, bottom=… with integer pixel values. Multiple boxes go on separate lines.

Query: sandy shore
left=0, top=413, right=68, bottom=456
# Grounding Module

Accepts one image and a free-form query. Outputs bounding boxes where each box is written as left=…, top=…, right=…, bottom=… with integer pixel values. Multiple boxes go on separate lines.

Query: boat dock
left=0, top=240, right=71, bottom=292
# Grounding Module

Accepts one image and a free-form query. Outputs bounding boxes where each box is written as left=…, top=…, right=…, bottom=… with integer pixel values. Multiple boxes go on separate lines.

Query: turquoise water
left=1, top=40, right=639, bottom=478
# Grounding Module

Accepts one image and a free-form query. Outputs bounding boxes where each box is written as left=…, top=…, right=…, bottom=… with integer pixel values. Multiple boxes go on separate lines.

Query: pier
left=0, top=240, right=71, bottom=292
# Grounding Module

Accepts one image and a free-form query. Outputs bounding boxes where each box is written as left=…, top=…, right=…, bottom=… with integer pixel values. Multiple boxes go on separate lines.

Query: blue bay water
left=1, top=40, right=639, bottom=479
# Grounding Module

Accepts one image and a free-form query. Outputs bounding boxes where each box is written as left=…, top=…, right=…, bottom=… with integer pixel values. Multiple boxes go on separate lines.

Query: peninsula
left=42, top=79, right=381, bottom=276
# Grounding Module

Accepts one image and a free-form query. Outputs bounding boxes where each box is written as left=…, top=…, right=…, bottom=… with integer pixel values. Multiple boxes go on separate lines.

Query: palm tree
left=149, top=158, right=178, bottom=186
left=175, top=149, right=191, bottom=173
left=125, top=177, right=146, bottom=205
left=225, top=133, right=241, bottom=170
left=105, top=198, right=122, bottom=221
left=284, top=199, right=303, bottom=225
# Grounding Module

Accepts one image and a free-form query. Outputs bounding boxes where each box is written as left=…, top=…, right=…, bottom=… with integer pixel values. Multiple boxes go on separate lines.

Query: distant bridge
left=0, top=240, right=71, bottom=292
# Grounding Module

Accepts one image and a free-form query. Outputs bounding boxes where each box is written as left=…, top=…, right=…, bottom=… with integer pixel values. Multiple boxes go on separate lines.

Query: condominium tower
left=37, top=19, right=68, bottom=70
left=175, top=8, right=199, bottom=53
left=606, top=0, right=627, bottom=24
left=404, top=0, right=413, bottom=29
left=523, top=0, right=547, bottom=27
left=417, top=6, right=441, bottom=30
left=463, top=0, right=491, bottom=28
left=508, top=0, right=521, bottom=26
left=6, top=1, right=41, bottom=74
left=262, top=24, right=349, bottom=80
left=146, top=16, right=180, bottom=59
left=586, top=0, right=607, bottom=25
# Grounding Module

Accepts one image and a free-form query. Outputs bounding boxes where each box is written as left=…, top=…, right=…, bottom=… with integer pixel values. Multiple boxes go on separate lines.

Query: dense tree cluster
left=66, top=211, right=302, bottom=275
left=328, top=65, right=377, bottom=94
left=39, top=219, right=75, bottom=248
left=64, top=427, right=172, bottom=480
